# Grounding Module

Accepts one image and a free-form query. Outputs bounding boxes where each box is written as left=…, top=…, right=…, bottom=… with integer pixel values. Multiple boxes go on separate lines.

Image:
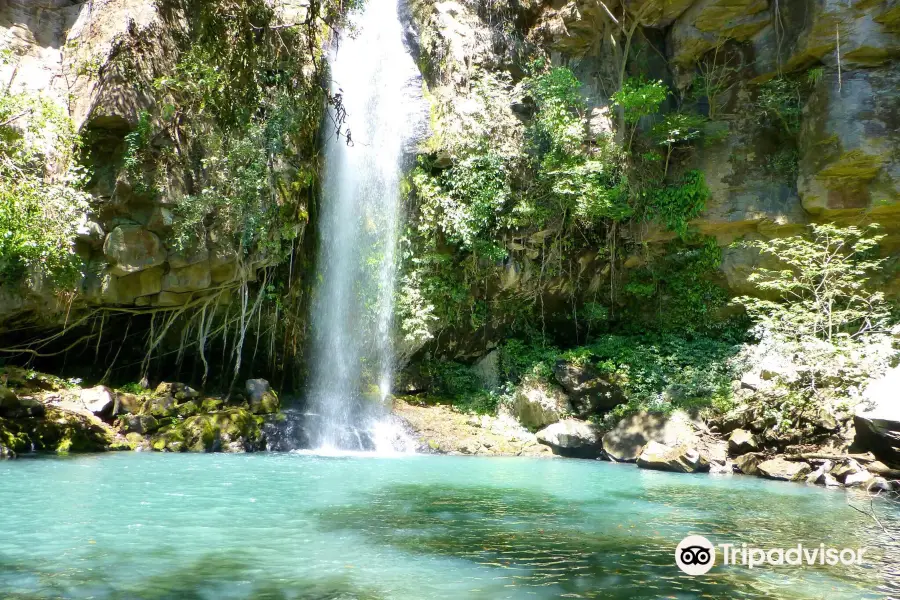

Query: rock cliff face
left=0, top=0, right=321, bottom=311
left=396, top=0, right=900, bottom=359
left=2, top=0, right=899, bottom=376
left=1, top=0, right=332, bottom=383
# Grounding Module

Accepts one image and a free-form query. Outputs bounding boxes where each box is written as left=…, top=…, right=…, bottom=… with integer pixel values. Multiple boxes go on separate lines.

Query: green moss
left=819, top=150, right=884, bottom=180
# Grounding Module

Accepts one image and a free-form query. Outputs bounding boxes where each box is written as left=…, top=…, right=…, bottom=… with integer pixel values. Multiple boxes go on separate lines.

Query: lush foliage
left=495, top=334, right=741, bottom=418
left=0, top=53, right=90, bottom=288
left=734, top=224, right=898, bottom=402
left=611, top=78, right=668, bottom=125
left=419, top=358, right=499, bottom=414
left=399, top=61, right=720, bottom=355
left=135, top=0, right=351, bottom=260
left=644, top=170, right=708, bottom=239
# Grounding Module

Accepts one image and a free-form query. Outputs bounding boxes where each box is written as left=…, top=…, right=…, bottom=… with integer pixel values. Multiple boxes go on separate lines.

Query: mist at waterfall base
left=292, top=0, right=424, bottom=453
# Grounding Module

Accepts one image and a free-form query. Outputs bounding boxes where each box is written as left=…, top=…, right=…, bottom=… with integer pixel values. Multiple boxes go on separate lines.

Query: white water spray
left=306, top=0, right=422, bottom=452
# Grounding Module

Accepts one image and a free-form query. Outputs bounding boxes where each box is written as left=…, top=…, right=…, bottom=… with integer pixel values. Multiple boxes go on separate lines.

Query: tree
left=734, top=224, right=897, bottom=400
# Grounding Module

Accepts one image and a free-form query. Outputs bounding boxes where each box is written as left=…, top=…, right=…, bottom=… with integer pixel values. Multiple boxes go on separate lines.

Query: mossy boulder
left=150, top=427, right=186, bottom=452
left=144, top=395, right=178, bottom=418
left=118, top=413, right=160, bottom=434
left=114, top=392, right=145, bottom=415
left=176, top=400, right=199, bottom=418
left=0, top=386, right=19, bottom=415
left=0, top=388, right=45, bottom=419
left=0, top=417, right=31, bottom=455
left=245, top=379, right=280, bottom=415
left=509, top=377, right=570, bottom=430
left=200, top=397, right=224, bottom=412
left=33, top=408, right=114, bottom=453
left=173, top=409, right=264, bottom=453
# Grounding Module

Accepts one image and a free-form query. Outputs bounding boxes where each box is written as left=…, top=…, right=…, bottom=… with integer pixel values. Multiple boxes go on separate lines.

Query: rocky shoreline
left=2, top=365, right=898, bottom=502
left=394, top=358, right=900, bottom=500
left=395, top=398, right=900, bottom=500
left=0, top=367, right=280, bottom=457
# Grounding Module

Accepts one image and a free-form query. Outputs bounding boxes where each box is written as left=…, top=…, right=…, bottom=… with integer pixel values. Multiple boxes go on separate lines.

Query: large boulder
left=0, top=388, right=43, bottom=419
left=176, top=409, right=263, bottom=452
left=119, top=413, right=159, bottom=435
left=636, top=441, right=711, bottom=474
left=79, top=386, right=115, bottom=417
left=551, top=361, right=625, bottom=416
left=103, top=225, right=167, bottom=277
left=757, top=457, right=812, bottom=481
left=144, top=395, right=178, bottom=418
left=733, top=452, right=764, bottom=475
left=727, top=429, right=759, bottom=455
left=535, top=419, right=603, bottom=458
left=602, top=410, right=700, bottom=462
left=114, top=392, right=144, bottom=415
left=0, top=386, right=21, bottom=417
left=115, top=266, right=164, bottom=304
left=245, top=379, right=280, bottom=414
left=829, top=458, right=865, bottom=483
left=509, top=378, right=570, bottom=430
left=853, top=367, right=900, bottom=465
left=161, top=261, right=212, bottom=293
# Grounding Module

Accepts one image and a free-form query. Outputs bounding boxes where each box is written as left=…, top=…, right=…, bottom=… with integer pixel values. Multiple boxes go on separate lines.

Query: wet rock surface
left=393, top=398, right=553, bottom=457
left=636, top=440, right=711, bottom=474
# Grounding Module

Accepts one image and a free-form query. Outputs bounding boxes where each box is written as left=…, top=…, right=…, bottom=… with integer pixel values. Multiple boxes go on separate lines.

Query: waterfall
left=305, top=0, right=423, bottom=452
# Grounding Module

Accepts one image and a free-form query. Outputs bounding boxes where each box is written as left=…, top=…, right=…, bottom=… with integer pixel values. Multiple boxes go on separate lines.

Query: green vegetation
left=140, top=0, right=342, bottom=260
left=399, top=63, right=716, bottom=353
left=0, top=52, right=90, bottom=289
left=733, top=224, right=898, bottom=404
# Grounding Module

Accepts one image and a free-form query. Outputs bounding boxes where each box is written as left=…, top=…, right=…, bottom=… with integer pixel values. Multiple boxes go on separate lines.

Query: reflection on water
left=318, top=483, right=900, bottom=599
left=0, top=553, right=383, bottom=600
left=0, top=453, right=897, bottom=599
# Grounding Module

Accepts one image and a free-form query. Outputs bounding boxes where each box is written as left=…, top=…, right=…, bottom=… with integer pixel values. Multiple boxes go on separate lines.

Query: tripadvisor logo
left=675, top=535, right=868, bottom=575
left=676, top=535, right=716, bottom=575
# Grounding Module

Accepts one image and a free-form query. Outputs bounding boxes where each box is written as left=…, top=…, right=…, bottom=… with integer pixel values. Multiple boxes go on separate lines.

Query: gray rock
left=830, top=458, right=865, bottom=483
left=728, top=429, right=759, bottom=455
left=509, top=379, right=570, bottom=430
left=602, top=410, right=700, bottom=462
left=716, top=406, right=753, bottom=434
left=822, top=473, right=842, bottom=488
left=636, top=441, right=711, bottom=474
left=551, top=361, right=625, bottom=416
left=120, top=414, right=160, bottom=435
left=16, top=397, right=45, bottom=418
left=805, top=460, right=834, bottom=485
left=733, top=452, right=764, bottom=475
left=103, top=225, right=167, bottom=276
left=843, top=470, right=873, bottom=488
left=866, top=476, right=893, bottom=492
left=245, top=379, right=279, bottom=414
left=709, top=459, right=733, bottom=475
left=80, top=386, right=115, bottom=416
left=757, top=457, right=812, bottom=481
left=535, top=419, right=602, bottom=458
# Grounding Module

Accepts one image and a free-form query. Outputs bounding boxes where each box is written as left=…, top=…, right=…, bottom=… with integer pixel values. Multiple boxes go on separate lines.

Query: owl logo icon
left=676, top=535, right=716, bottom=575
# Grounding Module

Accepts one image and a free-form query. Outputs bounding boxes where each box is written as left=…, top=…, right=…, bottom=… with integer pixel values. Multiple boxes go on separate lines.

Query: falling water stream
left=305, top=0, right=423, bottom=451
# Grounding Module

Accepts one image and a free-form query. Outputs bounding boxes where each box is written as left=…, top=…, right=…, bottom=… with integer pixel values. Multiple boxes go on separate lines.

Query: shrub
left=0, top=78, right=90, bottom=289
left=733, top=224, right=898, bottom=401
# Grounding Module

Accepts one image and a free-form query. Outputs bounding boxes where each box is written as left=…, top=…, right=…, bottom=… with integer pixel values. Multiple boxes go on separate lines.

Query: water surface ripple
left=0, top=454, right=897, bottom=599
